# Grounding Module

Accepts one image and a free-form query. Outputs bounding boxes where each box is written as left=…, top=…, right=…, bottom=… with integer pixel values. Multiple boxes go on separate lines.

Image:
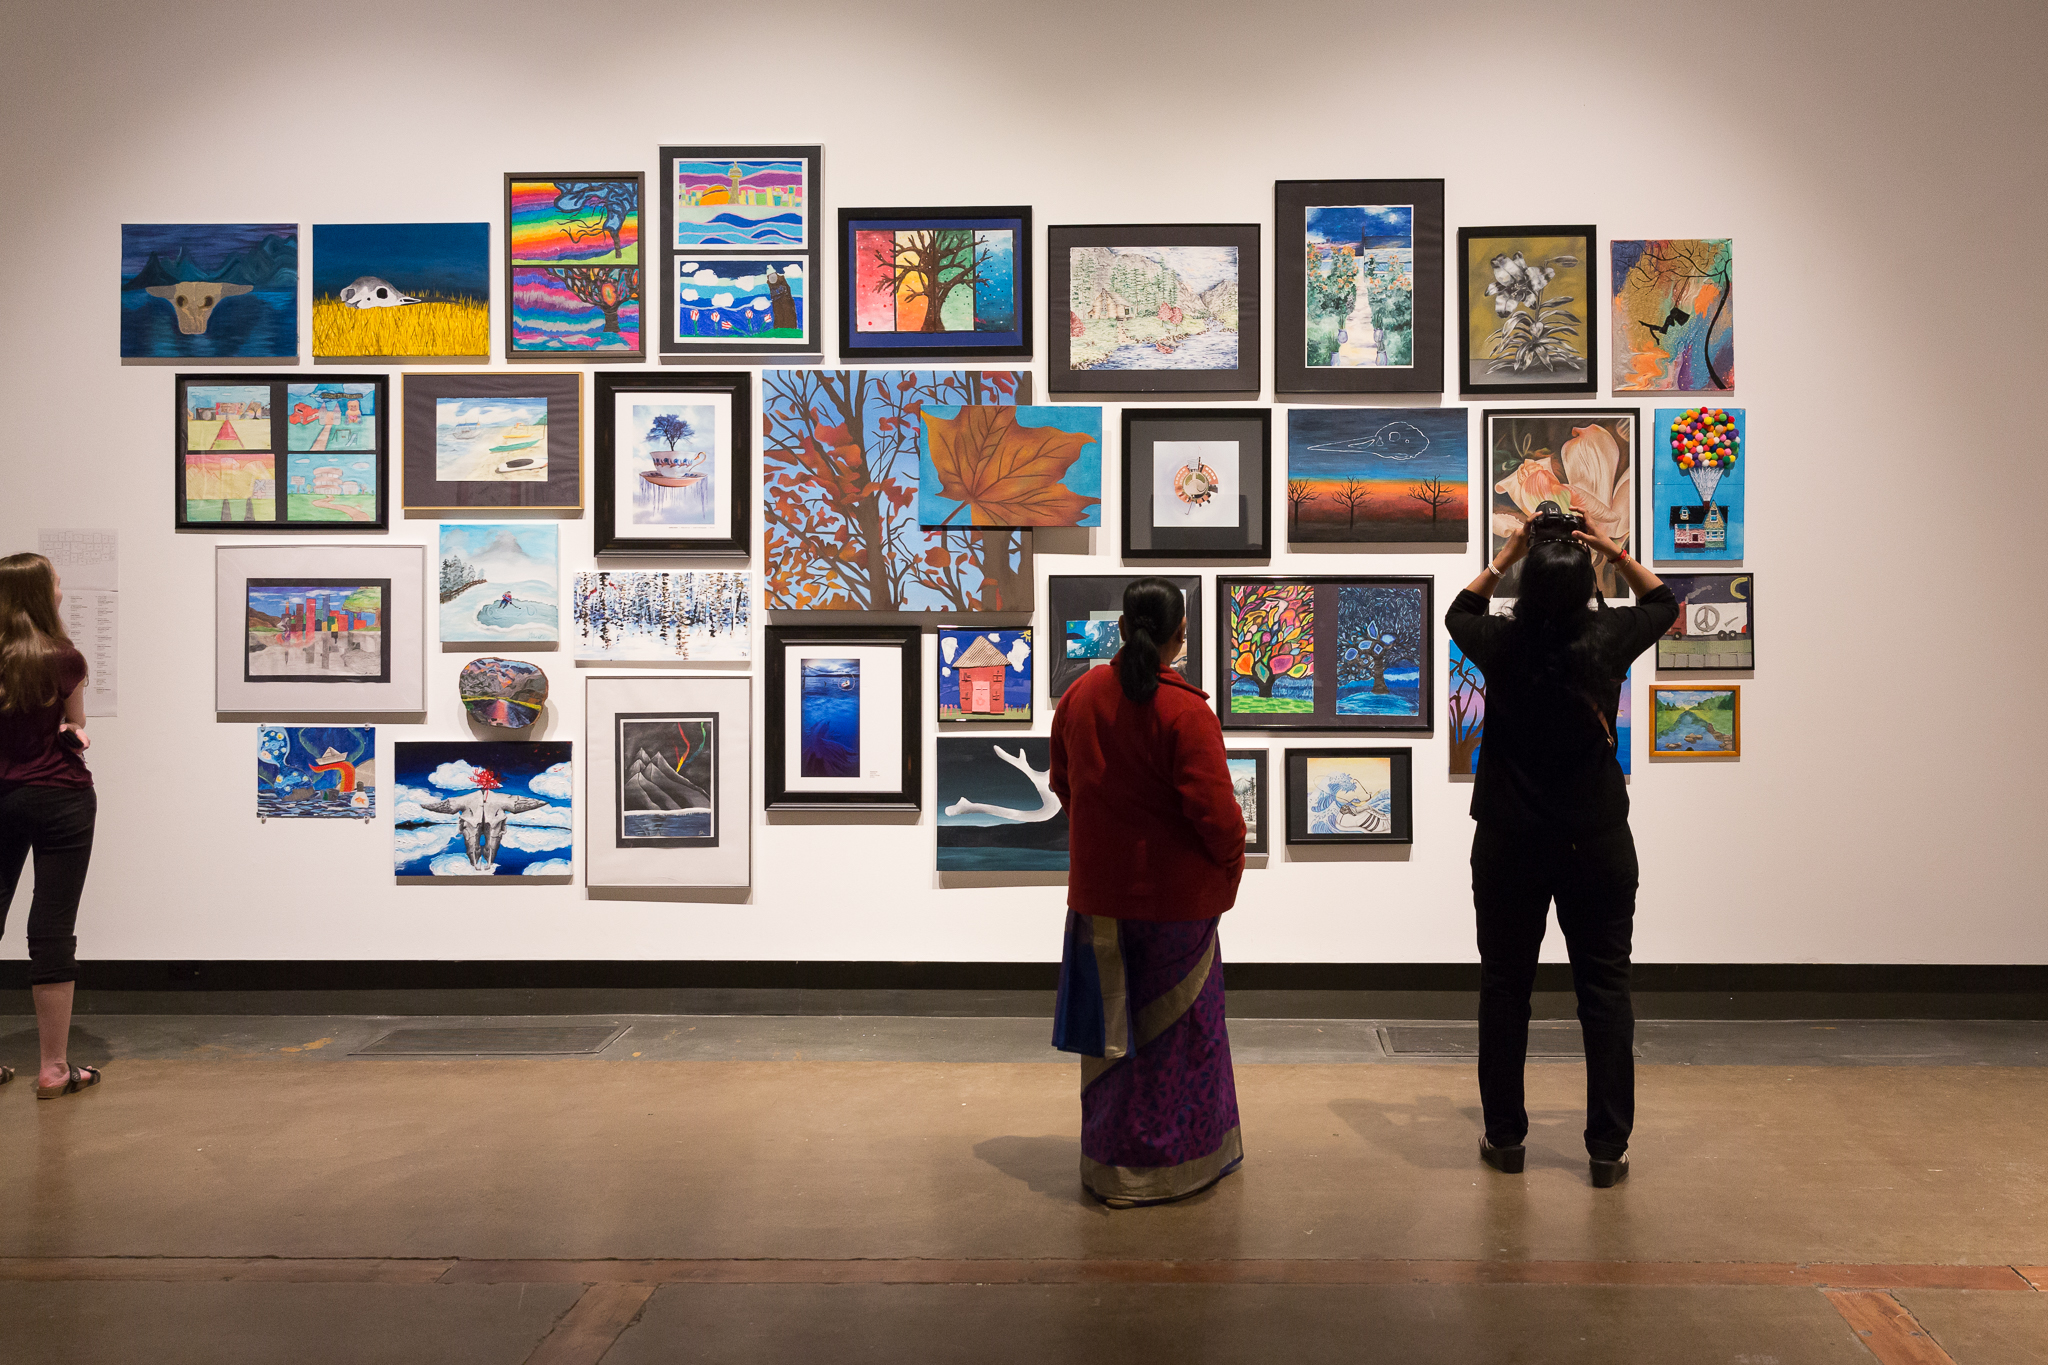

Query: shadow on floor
left=973, top=1135, right=1107, bottom=1212
left=0, top=1025, right=112, bottom=1071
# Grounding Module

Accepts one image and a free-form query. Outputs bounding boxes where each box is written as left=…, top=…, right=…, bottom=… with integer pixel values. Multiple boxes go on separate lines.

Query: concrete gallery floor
left=1, top=1009, right=2045, bottom=1364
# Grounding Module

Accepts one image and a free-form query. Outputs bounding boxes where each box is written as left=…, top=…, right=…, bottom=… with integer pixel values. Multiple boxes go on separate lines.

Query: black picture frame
left=1046, top=575, right=1204, bottom=703
left=1284, top=747, right=1413, bottom=844
left=615, top=711, right=719, bottom=847
left=1049, top=223, right=1261, bottom=395
left=1457, top=224, right=1599, bottom=397
left=401, top=370, right=582, bottom=512
left=657, top=143, right=823, bottom=361
left=1215, top=575, right=1435, bottom=732
left=593, top=370, right=751, bottom=558
left=1274, top=179, right=1444, bottom=395
left=837, top=206, right=1033, bottom=361
left=1225, top=747, right=1270, bottom=856
left=762, top=624, right=921, bottom=812
left=1481, top=407, right=1640, bottom=599
left=175, top=373, right=390, bottom=532
left=504, top=172, right=647, bottom=363
left=1122, top=408, right=1272, bottom=560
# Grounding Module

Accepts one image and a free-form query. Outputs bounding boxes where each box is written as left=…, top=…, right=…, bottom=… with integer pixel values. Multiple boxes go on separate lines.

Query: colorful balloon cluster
left=1669, top=408, right=1740, bottom=472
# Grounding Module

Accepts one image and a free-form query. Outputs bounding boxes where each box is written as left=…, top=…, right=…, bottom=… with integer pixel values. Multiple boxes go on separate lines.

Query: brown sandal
left=0, top=1065, right=12, bottom=1086
left=36, top=1065, right=101, bottom=1100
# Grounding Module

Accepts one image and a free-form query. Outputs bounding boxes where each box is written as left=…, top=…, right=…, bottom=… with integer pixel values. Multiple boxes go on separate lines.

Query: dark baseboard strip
left=0, top=962, right=2042, bottom=1020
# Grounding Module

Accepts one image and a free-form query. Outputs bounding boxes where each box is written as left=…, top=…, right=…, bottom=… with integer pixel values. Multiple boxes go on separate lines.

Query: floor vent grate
left=353, top=1026, right=628, bottom=1056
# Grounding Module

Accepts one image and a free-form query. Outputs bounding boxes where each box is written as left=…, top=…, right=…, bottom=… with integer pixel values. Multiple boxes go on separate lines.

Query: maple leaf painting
left=917, top=405, right=1103, bottom=528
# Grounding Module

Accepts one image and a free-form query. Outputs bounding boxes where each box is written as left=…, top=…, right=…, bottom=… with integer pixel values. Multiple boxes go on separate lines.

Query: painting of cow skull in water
left=392, top=741, right=573, bottom=878
left=122, top=223, right=298, bottom=359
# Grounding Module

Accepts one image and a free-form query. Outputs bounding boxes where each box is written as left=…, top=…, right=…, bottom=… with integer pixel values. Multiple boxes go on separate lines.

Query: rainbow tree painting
left=761, top=370, right=1030, bottom=616
left=1229, top=583, right=1315, bottom=713
left=508, top=176, right=642, bottom=356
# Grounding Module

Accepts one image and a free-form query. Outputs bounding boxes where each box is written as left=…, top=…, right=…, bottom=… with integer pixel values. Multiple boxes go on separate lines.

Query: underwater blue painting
left=122, top=223, right=298, bottom=359
left=392, top=741, right=573, bottom=877
left=800, top=658, right=861, bottom=778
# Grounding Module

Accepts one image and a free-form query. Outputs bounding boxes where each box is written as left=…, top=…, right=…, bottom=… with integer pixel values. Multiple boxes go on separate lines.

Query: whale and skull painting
left=312, top=222, right=490, bottom=358
left=392, top=741, right=573, bottom=877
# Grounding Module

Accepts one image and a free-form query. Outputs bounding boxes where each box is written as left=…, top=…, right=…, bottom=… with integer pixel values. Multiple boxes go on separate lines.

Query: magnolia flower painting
left=1459, top=227, right=1597, bottom=395
left=1486, top=411, right=1636, bottom=597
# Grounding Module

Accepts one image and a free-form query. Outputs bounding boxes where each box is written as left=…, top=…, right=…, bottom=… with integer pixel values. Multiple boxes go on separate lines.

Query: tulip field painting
left=1458, top=226, right=1596, bottom=395
left=1484, top=410, right=1637, bottom=598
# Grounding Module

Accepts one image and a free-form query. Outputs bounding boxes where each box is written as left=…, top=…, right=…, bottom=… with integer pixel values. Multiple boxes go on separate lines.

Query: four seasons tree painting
left=1230, top=583, right=1314, bottom=713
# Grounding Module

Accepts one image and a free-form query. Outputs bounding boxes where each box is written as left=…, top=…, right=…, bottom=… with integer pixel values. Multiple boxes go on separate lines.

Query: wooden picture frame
left=1121, top=408, right=1272, bottom=560
left=762, top=624, right=921, bottom=812
left=1458, top=224, right=1599, bottom=397
left=504, top=172, right=646, bottom=362
left=1274, top=178, right=1444, bottom=394
left=1049, top=223, right=1261, bottom=394
left=593, top=370, right=751, bottom=558
left=838, top=206, right=1033, bottom=361
left=1225, top=747, right=1270, bottom=856
left=657, top=143, right=823, bottom=361
left=401, top=370, right=582, bottom=512
left=175, top=373, right=390, bottom=531
left=1284, top=747, right=1414, bottom=845
left=1046, top=574, right=1204, bottom=703
left=1216, top=575, right=1435, bottom=732
left=1650, top=685, right=1742, bottom=758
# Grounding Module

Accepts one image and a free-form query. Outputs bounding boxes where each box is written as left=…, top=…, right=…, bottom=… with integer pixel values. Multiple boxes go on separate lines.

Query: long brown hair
left=0, top=553, right=75, bottom=714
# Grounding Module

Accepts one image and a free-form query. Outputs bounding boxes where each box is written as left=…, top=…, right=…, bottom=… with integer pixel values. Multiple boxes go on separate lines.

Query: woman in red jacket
left=1049, top=578, right=1246, bottom=1206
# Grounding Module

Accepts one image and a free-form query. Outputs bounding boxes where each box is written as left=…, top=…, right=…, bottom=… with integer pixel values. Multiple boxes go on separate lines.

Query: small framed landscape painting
left=505, top=174, right=644, bottom=360
left=1659, top=573, right=1754, bottom=670
left=1651, top=685, right=1741, bottom=758
left=1484, top=408, right=1638, bottom=599
left=122, top=223, right=298, bottom=360
left=572, top=570, right=751, bottom=662
left=1049, top=224, right=1261, bottom=395
left=593, top=371, right=751, bottom=557
left=918, top=406, right=1102, bottom=529
left=1612, top=239, right=1733, bottom=393
left=438, top=524, right=558, bottom=645
left=938, top=626, right=1032, bottom=723
left=176, top=374, right=389, bottom=531
left=762, top=625, right=920, bottom=812
left=401, top=371, right=582, bottom=511
left=1216, top=575, right=1434, bottom=732
left=1652, top=407, right=1744, bottom=562
left=215, top=544, right=425, bottom=714
left=839, top=206, right=1032, bottom=361
left=1284, top=747, right=1413, bottom=845
left=312, top=222, right=490, bottom=359
left=936, top=737, right=1069, bottom=872
left=1047, top=575, right=1203, bottom=703
left=1225, top=748, right=1269, bottom=856
left=1122, top=409, right=1272, bottom=559
left=1458, top=225, right=1597, bottom=396
left=586, top=675, right=752, bottom=888
left=658, top=144, right=821, bottom=359
left=393, top=740, right=573, bottom=879
left=1285, top=408, right=1467, bottom=544
left=1274, top=179, right=1444, bottom=394
left=258, top=725, right=375, bottom=820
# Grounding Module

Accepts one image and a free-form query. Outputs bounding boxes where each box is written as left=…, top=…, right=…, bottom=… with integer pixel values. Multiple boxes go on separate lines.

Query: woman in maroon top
left=0, top=553, right=102, bottom=1098
left=1049, top=578, right=1246, bottom=1206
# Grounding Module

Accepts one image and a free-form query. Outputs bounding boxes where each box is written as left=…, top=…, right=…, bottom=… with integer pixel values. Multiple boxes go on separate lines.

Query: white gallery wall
left=0, top=0, right=2041, bottom=966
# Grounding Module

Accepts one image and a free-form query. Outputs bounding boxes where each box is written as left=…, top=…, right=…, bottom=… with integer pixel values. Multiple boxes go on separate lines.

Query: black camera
left=1526, top=500, right=1587, bottom=544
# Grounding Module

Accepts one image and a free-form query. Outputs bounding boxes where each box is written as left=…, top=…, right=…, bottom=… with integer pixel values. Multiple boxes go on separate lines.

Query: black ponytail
left=1504, top=539, right=1602, bottom=689
left=1116, top=577, right=1185, bottom=704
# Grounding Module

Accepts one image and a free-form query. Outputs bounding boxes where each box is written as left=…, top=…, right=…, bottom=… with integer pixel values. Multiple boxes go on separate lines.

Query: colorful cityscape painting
left=1286, top=408, right=1467, bottom=543
left=439, top=524, right=558, bottom=644
left=936, top=738, right=1069, bottom=871
left=1612, top=239, right=1734, bottom=392
left=244, top=579, right=388, bottom=683
left=508, top=177, right=641, bottom=355
left=938, top=627, right=1032, bottom=722
left=572, top=571, right=750, bottom=660
left=121, top=223, right=298, bottom=359
left=312, top=222, right=489, bottom=358
left=673, top=258, right=803, bottom=341
left=1068, top=245, right=1239, bottom=371
left=761, top=370, right=1029, bottom=615
left=917, top=406, right=1101, bottom=528
left=393, top=741, right=573, bottom=877
left=257, top=725, right=375, bottom=819
left=1303, top=204, right=1413, bottom=369
left=672, top=158, right=807, bottom=248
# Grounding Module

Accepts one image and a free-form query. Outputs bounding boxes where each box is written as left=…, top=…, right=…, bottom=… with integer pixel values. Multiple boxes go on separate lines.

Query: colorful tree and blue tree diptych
left=936, top=738, right=1068, bottom=871
left=1223, top=577, right=1432, bottom=731
left=1335, top=585, right=1423, bottom=717
left=258, top=726, right=374, bottom=819
left=510, top=177, right=641, bottom=356
left=392, top=741, right=573, bottom=877
left=762, top=370, right=1029, bottom=614
left=917, top=407, right=1102, bottom=529
left=1612, top=239, right=1733, bottom=393
left=1230, top=583, right=1315, bottom=712
left=800, top=658, right=861, bottom=777
left=1286, top=408, right=1467, bottom=543
left=312, top=222, right=489, bottom=358
left=122, top=223, right=298, bottom=359
left=1653, top=407, right=1744, bottom=561
left=938, top=627, right=1032, bottom=722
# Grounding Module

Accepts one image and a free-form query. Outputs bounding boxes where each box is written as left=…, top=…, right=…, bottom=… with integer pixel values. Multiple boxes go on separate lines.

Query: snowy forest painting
left=573, top=571, right=750, bottom=661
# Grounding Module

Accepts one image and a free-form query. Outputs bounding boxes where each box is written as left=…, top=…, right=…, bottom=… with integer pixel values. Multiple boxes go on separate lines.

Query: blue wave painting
left=800, top=658, right=860, bottom=778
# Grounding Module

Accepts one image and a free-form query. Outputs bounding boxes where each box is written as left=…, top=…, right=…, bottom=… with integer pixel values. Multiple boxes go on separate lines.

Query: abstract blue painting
left=800, top=658, right=860, bottom=777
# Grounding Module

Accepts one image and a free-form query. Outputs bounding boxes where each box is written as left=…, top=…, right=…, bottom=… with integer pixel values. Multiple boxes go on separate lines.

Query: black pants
left=0, top=783, right=96, bottom=985
left=1471, top=821, right=1637, bottom=1161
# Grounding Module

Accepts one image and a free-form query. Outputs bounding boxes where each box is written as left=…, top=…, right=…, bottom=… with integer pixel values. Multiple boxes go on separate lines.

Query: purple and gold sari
left=1053, top=912, right=1243, bottom=1206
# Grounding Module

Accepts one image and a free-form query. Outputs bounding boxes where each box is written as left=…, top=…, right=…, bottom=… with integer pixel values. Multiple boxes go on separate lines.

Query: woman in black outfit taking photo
left=1445, top=514, right=1675, bottom=1188
left=0, top=552, right=102, bottom=1098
